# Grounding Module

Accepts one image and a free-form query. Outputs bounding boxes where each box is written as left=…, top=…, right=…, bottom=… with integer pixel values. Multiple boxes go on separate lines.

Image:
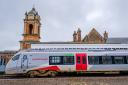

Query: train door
left=21, top=55, right=29, bottom=72
left=76, top=53, right=87, bottom=71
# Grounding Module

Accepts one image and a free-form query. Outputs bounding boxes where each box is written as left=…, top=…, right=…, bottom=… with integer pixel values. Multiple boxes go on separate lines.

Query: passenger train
left=5, top=44, right=128, bottom=77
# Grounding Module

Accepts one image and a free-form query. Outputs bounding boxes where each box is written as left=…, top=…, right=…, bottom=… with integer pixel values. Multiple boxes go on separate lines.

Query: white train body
left=5, top=47, right=128, bottom=75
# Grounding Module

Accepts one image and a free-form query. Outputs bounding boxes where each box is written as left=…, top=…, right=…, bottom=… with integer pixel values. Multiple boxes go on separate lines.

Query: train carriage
left=5, top=44, right=128, bottom=77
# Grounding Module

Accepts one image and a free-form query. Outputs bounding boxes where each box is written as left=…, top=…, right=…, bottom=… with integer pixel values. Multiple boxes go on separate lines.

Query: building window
left=0, top=58, right=2, bottom=65
left=29, top=24, right=33, bottom=34
left=3, top=58, right=6, bottom=65
left=38, top=26, right=40, bottom=35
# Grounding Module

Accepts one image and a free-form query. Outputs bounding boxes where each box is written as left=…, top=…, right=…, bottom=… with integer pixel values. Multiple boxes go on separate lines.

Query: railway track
left=0, top=76, right=128, bottom=85
left=0, top=73, right=128, bottom=79
left=0, top=73, right=128, bottom=85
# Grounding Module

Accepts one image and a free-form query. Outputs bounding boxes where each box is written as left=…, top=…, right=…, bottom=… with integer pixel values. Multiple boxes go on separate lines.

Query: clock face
left=28, top=15, right=34, bottom=19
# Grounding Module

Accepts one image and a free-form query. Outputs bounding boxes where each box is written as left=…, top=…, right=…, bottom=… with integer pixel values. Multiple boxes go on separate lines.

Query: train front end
left=5, top=53, right=21, bottom=75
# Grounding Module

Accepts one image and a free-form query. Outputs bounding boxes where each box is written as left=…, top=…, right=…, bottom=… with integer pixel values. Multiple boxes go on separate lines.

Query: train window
left=102, top=56, right=112, bottom=64
left=12, top=54, right=20, bottom=61
left=124, top=56, right=127, bottom=64
left=49, top=56, right=74, bottom=65
left=114, top=56, right=124, bottom=64
left=63, top=56, right=74, bottom=65
left=126, top=56, right=128, bottom=64
left=82, top=56, right=86, bottom=64
left=77, top=57, right=80, bottom=64
left=111, top=56, right=115, bottom=64
left=49, top=56, right=61, bottom=65
left=99, top=56, right=102, bottom=64
left=88, top=56, right=99, bottom=64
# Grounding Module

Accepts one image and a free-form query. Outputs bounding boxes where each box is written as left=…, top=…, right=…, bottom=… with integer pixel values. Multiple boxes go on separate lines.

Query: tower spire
left=33, top=4, right=35, bottom=9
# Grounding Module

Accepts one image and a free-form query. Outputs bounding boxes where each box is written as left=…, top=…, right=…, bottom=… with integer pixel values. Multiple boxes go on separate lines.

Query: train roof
left=19, top=44, right=128, bottom=53
left=31, top=43, right=128, bottom=49
left=23, top=47, right=128, bottom=53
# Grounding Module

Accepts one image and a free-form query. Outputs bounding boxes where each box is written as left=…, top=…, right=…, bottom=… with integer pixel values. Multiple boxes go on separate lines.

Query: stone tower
left=20, top=7, right=41, bottom=50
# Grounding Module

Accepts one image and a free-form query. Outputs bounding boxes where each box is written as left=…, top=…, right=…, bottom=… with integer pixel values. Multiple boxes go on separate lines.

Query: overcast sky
left=0, top=0, right=128, bottom=51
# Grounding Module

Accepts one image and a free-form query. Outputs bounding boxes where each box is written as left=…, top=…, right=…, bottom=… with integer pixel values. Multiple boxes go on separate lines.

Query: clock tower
left=20, top=7, right=41, bottom=50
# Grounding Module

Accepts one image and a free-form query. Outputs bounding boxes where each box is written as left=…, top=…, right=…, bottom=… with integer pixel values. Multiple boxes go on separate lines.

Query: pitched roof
left=82, top=28, right=103, bottom=41
left=88, top=28, right=103, bottom=38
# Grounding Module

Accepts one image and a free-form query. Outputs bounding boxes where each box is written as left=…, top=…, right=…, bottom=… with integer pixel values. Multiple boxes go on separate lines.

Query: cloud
left=0, top=0, right=128, bottom=50
left=86, top=10, right=103, bottom=21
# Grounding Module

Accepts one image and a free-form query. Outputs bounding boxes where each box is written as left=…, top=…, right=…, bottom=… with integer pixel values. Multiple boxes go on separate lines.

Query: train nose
left=5, top=63, right=10, bottom=74
left=5, top=61, right=13, bottom=74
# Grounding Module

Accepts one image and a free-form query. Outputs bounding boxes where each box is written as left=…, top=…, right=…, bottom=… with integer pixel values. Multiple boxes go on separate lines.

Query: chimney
left=77, top=28, right=81, bottom=42
left=73, top=31, right=77, bottom=42
left=104, top=31, right=108, bottom=43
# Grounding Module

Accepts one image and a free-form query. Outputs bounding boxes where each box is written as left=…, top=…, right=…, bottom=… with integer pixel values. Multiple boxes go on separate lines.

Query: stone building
left=73, top=28, right=108, bottom=44
left=72, top=28, right=128, bottom=44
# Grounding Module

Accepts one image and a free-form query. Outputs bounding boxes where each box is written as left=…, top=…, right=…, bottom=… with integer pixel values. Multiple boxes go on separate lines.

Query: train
left=5, top=45, right=128, bottom=77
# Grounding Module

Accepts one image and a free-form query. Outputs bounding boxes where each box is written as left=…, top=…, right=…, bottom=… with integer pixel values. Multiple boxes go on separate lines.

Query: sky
left=0, top=0, right=128, bottom=51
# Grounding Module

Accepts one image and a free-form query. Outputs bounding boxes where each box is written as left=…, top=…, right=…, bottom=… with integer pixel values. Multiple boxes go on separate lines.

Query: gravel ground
left=0, top=75, right=128, bottom=85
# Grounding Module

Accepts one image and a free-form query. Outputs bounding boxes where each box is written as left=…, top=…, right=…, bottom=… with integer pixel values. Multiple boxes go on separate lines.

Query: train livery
left=5, top=47, right=128, bottom=77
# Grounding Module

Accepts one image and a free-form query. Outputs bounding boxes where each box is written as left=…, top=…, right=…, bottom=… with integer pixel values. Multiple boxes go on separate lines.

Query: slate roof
left=31, top=37, right=128, bottom=44
left=106, top=38, right=128, bottom=44
left=31, top=41, right=83, bottom=44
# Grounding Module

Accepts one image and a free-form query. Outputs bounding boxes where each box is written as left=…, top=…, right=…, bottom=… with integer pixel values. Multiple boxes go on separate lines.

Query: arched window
left=29, top=24, right=33, bottom=34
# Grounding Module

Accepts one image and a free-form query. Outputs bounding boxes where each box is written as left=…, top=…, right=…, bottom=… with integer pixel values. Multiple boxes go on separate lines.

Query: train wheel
left=49, top=71, right=57, bottom=77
